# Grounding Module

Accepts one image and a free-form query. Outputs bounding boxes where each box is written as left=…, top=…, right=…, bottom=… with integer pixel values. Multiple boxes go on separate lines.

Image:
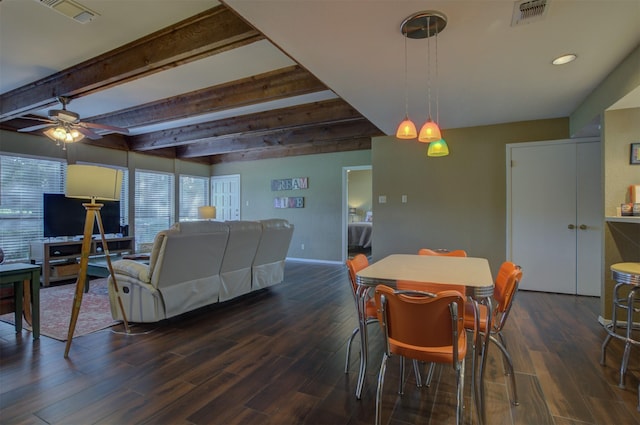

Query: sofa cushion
left=112, top=259, right=151, bottom=283
left=171, top=220, right=228, bottom=234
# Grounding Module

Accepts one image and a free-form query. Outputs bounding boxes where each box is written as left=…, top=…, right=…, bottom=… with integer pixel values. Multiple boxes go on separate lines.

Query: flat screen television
left=43, top=193, right=121, bottom=238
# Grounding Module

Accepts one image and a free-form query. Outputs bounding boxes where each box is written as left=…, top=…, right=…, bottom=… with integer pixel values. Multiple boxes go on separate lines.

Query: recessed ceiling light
left=552, top=54, right=577, bottom=65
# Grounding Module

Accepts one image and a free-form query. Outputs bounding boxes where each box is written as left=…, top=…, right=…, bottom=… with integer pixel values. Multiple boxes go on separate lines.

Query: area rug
left=0, top=278, right=118, bottom=341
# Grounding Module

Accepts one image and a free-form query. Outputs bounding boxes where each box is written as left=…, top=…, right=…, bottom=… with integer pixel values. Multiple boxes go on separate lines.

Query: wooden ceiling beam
left=176, top=119, right=382, bottom=158
left=128, top=98, right=356, bottom=150
left=0, top=5, right=262, bottom=121
left=209, top=137, right=373, bottom=163
left=90, top=65, right=328, bottom=130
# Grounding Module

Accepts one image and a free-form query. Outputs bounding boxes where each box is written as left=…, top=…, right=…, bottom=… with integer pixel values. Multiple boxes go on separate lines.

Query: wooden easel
left=64, top=202, right=129, bottom=358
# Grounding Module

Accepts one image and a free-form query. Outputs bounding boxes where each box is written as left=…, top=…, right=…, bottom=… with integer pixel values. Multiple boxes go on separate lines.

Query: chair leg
left=619, top=288, right=639, bottom=389
left=375, top=353, right=389, bottom=425
left=456, top=359, right=465, bottom=425
left=412, top=359, right=422, bottom=387
left=490, top=334, right=519, bottom=405
left=424, top=362, right=436, bottom=387
left=344, top=327, right=359, bottom=373
left=399, top=356, right=405, bottom=394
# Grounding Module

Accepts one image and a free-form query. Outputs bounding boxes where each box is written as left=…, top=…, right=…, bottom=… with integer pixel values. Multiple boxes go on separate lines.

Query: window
left=0, top=155, right=66, bottom=261
left=134, top=170, right=174, bottom=250
left=179, top=175, right=209, bottom=221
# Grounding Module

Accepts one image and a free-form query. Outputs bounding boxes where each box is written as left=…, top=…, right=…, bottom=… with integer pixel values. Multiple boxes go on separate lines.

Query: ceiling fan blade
left=76, top=126, right=102, bottom=140
left=82, top=122, right=129, bottom=134
left=18, top=123, right=54, bottom=132
left=21, top=115, right=55, bottom=123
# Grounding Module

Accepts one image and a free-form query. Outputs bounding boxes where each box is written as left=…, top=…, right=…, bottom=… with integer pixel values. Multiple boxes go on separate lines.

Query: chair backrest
left=418, top=248, right=468, bottom=257
left=375, top=284, right=465, bottom=365
left=492, top=261, right=523, bottom=331
left=346, top=254, right=369, bottom=293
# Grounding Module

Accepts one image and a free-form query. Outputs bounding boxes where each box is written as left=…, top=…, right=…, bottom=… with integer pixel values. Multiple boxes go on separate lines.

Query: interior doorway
left=342, top=166, right=372, bottom=261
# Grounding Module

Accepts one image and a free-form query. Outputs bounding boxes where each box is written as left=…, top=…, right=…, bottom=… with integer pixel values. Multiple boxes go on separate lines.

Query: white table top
left=356, top=254, right=494, bottom=298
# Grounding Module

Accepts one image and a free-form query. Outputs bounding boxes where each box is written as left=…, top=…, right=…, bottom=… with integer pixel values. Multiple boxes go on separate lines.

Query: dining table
left=355, top=254, right=494, bottom=424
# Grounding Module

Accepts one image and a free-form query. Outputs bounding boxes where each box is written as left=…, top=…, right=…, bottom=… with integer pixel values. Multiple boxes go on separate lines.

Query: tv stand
left=30, top=236, right=134, bottom=287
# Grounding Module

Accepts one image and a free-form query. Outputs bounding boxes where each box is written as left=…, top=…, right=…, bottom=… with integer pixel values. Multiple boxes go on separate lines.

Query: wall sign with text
left=271, top=177, right=308, bottom=191
left=274, top=197, right=305, bottom=209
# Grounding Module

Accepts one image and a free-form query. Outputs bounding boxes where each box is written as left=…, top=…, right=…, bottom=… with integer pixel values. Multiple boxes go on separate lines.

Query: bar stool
left=600, top=262, right=640, bottom=389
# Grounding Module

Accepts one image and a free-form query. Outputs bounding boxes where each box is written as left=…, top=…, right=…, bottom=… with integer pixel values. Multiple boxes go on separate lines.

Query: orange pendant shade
left=396, top=117, right=417, bottom=139
left=418, top=119, right=441, bottom=143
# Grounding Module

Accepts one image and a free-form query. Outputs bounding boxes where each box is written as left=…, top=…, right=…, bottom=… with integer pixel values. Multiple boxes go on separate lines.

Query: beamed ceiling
left=1, top=1, right=638, bottom=164
left=0, top=4, right=383, bottom=164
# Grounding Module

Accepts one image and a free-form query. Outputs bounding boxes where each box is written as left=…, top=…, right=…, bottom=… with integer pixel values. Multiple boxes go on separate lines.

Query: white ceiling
left=1, top=0, right=639, bottom=140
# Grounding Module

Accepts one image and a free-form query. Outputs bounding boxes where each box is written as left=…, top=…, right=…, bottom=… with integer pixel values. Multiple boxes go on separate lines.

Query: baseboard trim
left=286, top=257, right=343, bottom=265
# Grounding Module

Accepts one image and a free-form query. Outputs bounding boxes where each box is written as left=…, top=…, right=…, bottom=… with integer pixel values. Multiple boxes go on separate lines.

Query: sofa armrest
left=112, top=259, right=151, bottom=283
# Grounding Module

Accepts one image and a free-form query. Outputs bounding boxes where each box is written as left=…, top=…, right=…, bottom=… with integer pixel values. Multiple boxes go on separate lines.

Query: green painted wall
left=371, top=118, right=570, bottom=275
left=212, top=150, right=371, bottom=261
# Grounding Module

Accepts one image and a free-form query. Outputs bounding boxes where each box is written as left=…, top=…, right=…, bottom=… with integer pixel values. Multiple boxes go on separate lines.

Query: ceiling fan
left=18, top=96, right=129, bottom=141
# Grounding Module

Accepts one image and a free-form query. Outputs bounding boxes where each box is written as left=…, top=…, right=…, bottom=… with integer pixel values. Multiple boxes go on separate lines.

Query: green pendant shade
left=427, top=139, right=449, bottom=157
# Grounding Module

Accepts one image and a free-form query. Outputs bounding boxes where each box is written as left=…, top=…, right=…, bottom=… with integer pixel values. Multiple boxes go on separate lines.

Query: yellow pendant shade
left=427, top=138, right=449, bottom=157
left=418, top=119, right=441, bottom=143
left=396, top=117, right=417, bottom=139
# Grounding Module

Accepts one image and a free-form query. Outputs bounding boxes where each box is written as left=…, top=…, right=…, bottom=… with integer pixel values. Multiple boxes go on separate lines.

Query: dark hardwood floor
left=1, top=261, right=638, bottom=425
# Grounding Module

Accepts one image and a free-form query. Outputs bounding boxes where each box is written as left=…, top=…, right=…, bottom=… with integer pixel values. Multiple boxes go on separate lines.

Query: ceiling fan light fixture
left=43, top=125, right=84, bottom=147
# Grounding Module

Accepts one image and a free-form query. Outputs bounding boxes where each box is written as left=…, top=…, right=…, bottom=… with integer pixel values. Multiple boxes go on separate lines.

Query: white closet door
left=508, top=138, right=601, bottom=295
left=211, top=174, right=240, bottom=221
left=510, top=141, right=577, bottom=294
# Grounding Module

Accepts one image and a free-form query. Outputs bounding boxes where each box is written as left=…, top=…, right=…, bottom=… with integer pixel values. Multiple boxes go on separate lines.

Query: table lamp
left=198, top=205, right=216, bottom=220
left=348, top=207, right=357, bottom=223
left=64, top=164, right=129, bottom=357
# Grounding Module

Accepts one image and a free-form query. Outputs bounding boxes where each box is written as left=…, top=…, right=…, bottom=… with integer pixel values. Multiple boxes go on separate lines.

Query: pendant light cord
left=403, top=32, right=409, bottom=118
left=435, top=19, right=439, bottom=125
left=426, top=16, right=432, bottom=121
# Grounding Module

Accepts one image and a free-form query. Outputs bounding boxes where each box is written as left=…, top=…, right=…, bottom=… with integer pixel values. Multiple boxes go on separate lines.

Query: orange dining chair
left=344, top=254, right=378, bottom=374
left=395, top=280, right=465, bottom=387
left=463, top=261, right=523, bottom=406
left=374, top=285, right=467, bottom=425
left=418, top=248, right=468, bottom=257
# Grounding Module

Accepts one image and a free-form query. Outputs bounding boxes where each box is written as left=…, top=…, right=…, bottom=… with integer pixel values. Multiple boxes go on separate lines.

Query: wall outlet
left=301, top=243, right=305, bottom=250
left=402, top=195, right=407, bottom=203
left=378, top=195, right=387, bottom=204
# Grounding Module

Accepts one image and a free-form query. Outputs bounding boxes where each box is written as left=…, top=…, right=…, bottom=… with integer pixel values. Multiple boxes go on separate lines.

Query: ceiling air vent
left=511, top=0, right=549, bottom=26
left=35, top=0, right=99, bottom=24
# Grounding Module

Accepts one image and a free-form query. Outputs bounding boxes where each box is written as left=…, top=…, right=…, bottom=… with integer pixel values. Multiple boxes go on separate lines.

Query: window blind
left=0, top=155, right=66, bottom=261
left=134, top=170, right=174, bottom=249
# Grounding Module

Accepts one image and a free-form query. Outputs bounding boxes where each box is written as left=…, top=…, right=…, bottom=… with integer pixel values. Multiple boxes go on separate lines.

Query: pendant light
left=427, top=16, right=449, bottom=157
left=417, top=15, right=440, bottom=143
left=399, top=11, right=449, bottom=156
left=396, top=28, right=417, bottom=139
left=427, top=138, right=449, bottom=157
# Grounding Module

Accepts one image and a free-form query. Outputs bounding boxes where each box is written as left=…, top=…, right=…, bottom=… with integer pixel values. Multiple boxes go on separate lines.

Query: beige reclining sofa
left=107, top=219, right=293, bottom=323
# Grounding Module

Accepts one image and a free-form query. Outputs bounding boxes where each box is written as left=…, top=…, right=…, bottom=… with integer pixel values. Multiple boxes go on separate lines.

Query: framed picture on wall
left=631, top=143, right=640, bottom=165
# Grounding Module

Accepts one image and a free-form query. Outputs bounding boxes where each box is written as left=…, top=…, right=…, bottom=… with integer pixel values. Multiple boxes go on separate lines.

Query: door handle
left=568, top=224, right=576, bottom=229
left=579, top=224, right=587, bottom=230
